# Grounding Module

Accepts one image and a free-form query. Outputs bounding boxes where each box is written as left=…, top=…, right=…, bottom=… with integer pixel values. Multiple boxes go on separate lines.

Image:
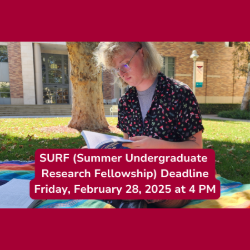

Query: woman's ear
left=140, top=47, right=147, bottom=60
left=140, top=48, right=144, bottom=57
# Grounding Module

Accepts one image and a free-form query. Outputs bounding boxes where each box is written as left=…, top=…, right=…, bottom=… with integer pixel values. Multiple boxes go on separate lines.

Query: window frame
left=0, top=45, right=8, bottom=62
left=161, top=57, right=175, bottom=79
left=0, top=82, right=11, bottom=99
left=41, top=53, right=70, bottom=105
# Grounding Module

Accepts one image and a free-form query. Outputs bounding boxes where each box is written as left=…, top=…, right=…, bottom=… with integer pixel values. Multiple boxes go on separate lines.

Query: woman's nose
left=121, top=71, right=128, bottom=78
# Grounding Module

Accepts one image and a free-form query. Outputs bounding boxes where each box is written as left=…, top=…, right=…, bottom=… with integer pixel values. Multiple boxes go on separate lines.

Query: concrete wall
left=20, top=42, right=36, bottom=104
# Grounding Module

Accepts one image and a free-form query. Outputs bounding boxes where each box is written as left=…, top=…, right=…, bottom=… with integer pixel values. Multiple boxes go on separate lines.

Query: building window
left=0, top=46, right=8, bottom=62
left=161, top=57, right=175, bottom=79
left=196, top=42, right=204, bottom=45
left=225, top=42, right=233, bottom=47
left=42, top=53, right=69, bottom=104
left=42, top=54, right=69, bottom=85
left=0, top=82, right=11, bottom=104
left=0, top=82, right=10, bottom=98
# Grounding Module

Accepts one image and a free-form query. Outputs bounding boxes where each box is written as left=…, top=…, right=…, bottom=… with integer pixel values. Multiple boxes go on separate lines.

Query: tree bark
left=241, top=63, right=250, bottom=111
left=66, top=42, right=109, bottom=131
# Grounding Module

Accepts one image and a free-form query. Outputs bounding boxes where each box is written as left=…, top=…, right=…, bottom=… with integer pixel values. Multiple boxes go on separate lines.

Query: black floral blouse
left=117, top=72, right=204, bottom=142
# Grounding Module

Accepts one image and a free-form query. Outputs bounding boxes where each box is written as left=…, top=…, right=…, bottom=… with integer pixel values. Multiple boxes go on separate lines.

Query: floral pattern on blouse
left=117, top=72, right=204, bottom=142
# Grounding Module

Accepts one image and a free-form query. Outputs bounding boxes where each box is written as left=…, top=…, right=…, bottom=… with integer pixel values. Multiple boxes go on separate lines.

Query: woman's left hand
left=122, top=136, right=158, bottom=149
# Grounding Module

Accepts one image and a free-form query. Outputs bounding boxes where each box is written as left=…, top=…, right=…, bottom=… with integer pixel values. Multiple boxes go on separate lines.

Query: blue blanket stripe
left=0, top=180, right=8, bottom=186
left=220, top=183, right=243, bottom=193
left=37, top=199, right=88, bottom=208
left=0, top=173, right=35, bottom=181
left=0, top=161, right=35, bottom=165
left=1, top=161, right=249, bottom=209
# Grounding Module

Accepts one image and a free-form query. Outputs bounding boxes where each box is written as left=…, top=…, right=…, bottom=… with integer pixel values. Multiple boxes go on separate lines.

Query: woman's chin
left=126, top=79, right=140, bottom=87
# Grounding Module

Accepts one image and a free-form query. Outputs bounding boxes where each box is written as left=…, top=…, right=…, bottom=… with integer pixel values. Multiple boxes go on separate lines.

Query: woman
left=94, top=42, right=204, bottom=208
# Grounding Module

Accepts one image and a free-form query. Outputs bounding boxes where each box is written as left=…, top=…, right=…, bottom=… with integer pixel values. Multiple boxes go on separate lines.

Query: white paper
left=81, top=130, right=132, bottom=149
left=0, top=179, right=34, bottom=208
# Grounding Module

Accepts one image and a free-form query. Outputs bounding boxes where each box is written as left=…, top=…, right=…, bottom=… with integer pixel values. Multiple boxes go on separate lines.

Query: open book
left=0, top=179, right=43, bottom=208
left=81, top=130, right=132, bottom=149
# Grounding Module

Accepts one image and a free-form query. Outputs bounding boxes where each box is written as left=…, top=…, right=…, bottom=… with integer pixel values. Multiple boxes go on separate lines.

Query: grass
left=0, top=117, right=250, bottom=184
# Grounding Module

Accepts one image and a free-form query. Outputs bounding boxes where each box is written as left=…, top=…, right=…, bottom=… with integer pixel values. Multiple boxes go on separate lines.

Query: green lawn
left=0, top=117, right=249, bottom=183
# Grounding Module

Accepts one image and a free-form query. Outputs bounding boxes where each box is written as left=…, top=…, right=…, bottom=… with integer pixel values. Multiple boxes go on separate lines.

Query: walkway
left=202, top=115, right=250, bottom=123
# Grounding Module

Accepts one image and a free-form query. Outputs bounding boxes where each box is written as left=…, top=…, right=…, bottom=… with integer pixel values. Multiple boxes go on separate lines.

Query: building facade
left=0, top=42, right=71, bottom=105
left=103, top=42, right=246, bottom=104
left=0, top=42, right=246, bottom=106
left=153, top=42, right=245, bottom=104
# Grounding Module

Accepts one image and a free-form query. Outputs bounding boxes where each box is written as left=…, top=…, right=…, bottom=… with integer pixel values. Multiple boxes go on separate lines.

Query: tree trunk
left=241, top=63, right=250, bottom=111
left=66, top=42, right=109, bottom=131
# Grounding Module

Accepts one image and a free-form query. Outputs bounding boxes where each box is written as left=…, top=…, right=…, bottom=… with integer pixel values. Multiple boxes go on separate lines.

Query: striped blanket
left=1, top=161, right=250, bottom=208
left=0, top=161, right=113, bottom=208
left=183, top=174, right=250, bottom=208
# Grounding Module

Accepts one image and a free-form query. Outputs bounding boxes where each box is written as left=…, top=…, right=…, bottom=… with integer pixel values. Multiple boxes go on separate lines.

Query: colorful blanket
left=183, top=174, right=250, bottom=208
left=1, top=161, right=250, bottom=208
left=0, top=161, right=113, bottom=209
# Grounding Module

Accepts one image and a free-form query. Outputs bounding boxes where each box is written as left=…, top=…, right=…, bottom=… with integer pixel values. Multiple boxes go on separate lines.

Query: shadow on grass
left=1, top=130, right=249, bottom=183
left=0, top=131, right=123, bottom=161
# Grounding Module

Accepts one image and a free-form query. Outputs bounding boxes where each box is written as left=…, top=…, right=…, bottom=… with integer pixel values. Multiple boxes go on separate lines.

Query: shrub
left=218, top=109, right=250, bottom=119
left=199, top=104, right=241, bottom=114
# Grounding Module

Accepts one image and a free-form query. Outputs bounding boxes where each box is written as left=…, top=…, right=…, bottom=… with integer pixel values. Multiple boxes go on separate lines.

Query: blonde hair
left=93, top=42, right=163, bottom=87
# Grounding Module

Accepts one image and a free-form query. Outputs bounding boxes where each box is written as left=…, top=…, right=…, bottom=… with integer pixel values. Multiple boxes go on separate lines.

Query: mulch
left=39, top=125, right=122, bottom=134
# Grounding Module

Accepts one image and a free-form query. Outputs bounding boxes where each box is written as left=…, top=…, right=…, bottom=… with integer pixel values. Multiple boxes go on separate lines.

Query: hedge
left=217, top=109, right=250, bottom=119
left=198, top=104, right=241, bottom=115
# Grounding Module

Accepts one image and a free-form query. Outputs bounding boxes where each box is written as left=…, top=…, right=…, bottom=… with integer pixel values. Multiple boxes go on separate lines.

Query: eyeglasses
left=111, top=46, right=142, bottom=77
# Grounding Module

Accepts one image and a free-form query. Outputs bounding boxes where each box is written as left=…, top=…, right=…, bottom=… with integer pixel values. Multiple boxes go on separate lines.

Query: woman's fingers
left=122, top=143, right=133, bottom=148
left=129, top=136, right=147, bottom=141
left=122, top=136, right=148, bottom=148
left=122, top=141, right=143, bottom=149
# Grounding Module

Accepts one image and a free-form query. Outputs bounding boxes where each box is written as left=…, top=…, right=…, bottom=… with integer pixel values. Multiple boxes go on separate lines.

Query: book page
left=0, top=179, right=34, bottom=208
left=81, top=130, right=132, bottom=149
